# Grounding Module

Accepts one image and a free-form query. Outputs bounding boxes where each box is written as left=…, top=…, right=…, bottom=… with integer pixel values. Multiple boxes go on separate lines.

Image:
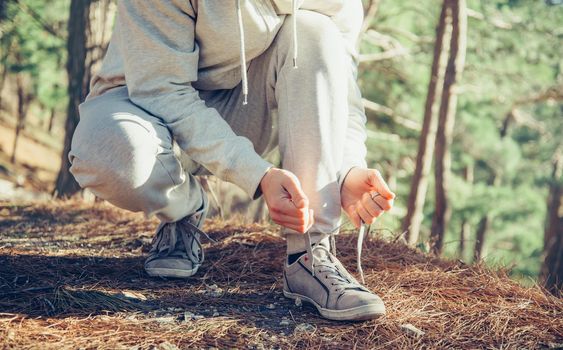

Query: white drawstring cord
left=357, top=221, right=367, bottom=284
left=236, top=0, right=249, bottom=105
left=237, top=0, right=298, bottom=105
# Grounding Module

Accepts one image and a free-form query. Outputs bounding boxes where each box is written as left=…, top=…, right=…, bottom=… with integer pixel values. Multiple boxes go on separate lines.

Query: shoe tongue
left=311, top=243, right=333, bottom=263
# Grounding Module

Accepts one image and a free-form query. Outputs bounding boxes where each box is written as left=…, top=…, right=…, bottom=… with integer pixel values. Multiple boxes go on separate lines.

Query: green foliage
left=361, top=0, right=562, bottom=280
left=1, top=0, right=68, bottom=117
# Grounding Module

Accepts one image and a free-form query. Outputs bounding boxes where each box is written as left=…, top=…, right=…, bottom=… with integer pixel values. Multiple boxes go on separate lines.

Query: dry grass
left=0, top=200, right=561, bottom=349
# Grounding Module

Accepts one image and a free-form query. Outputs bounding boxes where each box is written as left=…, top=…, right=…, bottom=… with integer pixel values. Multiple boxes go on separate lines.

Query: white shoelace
left=303, top=220, right=369, bottom=285
left=148, top=219, right=216, bottom=265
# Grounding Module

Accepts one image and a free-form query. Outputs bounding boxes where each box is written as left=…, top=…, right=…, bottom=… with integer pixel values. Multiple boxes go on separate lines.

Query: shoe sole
left=145, top=266, right=199, bottom=278
left=283, top=290, right=386, bottom=321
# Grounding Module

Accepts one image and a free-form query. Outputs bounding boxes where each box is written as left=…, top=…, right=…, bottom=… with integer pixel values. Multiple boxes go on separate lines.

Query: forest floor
left=0, top=120, right=60, bottom=199
left=0, top=200, right=562, bottom=349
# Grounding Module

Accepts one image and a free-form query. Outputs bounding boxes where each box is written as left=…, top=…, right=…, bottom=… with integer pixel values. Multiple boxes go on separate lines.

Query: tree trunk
left=0, top=58, right=8, bottom=111
left=541, top=153, right=562, bottom=297
left=402, top=2, right=450, bottom=245
left=459, top=164, right=473, bottom=259
left=10, top=72, right=26, bottom=164
left=47, top=107, right=56, bottom=133
left=473, top=174, right=501, bottom=261
left=474, top=215, right=489, bottom=261
left=459, top=221, right=470, bottom=258
left=430, top=0, right=467, bottom=255
left=0, top=31, right=14, bottom=113
left=54, top=0, right=115, bottom=197
left=53, top=0, right=92, bottom=197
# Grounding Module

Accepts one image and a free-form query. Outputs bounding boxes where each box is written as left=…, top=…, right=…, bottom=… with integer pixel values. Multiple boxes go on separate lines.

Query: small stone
left=400, top=323, right=425, bottom=338
left=294, top=297, right=302, bottom=307
left=293, top=323, right=316, bottom=335
left=212, top=311, right=220, bottom=317
left=266, top=303, right=276, bottom=310
left=209, top=290, right=223, bottom=297
left=183, top=311, right=194, bottom=321
left=159, top=342, right=180, bottom=350
left=183, top=311, right=205, bottom=321
left=206, top=284, right=223, bottom=297
left=279, top=319, right=290, bottom=326
left=154, top=316, right=176, bottom=324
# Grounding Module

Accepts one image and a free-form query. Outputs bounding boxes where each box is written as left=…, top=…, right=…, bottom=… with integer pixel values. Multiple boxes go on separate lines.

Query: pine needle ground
left=0, top=200, right=561, bottom=349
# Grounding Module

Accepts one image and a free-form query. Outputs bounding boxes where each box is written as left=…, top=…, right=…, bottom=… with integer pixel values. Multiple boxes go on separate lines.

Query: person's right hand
left=260, top=168, right=314, bottom=233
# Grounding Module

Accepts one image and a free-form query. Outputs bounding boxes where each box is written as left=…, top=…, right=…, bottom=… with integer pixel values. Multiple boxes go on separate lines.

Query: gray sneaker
left=144, top=195, right=209, bottom=278
left=283, top=240, right=386, bottom=321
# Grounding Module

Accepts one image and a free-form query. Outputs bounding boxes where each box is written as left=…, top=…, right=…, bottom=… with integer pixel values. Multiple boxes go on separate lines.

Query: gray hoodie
left=88, top=0, right=368, bottom=199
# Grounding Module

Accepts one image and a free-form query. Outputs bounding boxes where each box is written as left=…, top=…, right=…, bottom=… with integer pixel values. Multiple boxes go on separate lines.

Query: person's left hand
left=341, top=167, right=395, bottom=228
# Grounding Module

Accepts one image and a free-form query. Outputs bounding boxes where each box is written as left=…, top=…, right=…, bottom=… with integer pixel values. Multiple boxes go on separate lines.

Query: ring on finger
left=370, top=192, right=384, bottom=210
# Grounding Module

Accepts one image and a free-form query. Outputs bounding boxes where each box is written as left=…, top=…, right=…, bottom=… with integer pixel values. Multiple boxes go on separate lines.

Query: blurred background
left=0, top=0, right=561, bottom=294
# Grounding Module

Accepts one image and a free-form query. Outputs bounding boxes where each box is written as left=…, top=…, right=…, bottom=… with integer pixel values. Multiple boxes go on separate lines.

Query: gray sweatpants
left=70, top=11, right=349, bottom=254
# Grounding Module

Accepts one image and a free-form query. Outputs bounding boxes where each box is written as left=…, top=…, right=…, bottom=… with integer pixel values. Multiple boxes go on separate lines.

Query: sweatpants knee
left=283, top=10, right=346, bottom=68
left=69, top=100, right=191, bottom=220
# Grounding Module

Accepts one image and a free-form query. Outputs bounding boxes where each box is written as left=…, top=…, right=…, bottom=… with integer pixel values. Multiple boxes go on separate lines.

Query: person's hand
left=341, top=167, right=395, bottom=228
left=260, top=168, right=314, bottom=233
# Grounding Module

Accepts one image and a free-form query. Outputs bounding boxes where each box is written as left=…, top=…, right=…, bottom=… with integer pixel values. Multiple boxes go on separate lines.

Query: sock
left=287, top=251, right=306, bottom=264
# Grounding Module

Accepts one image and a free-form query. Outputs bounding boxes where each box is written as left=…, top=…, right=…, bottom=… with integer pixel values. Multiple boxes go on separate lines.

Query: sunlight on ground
left=0, top=122, right=60, bottom=186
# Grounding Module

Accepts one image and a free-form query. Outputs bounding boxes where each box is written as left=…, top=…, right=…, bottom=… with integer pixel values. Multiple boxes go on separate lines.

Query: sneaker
left=283, top=239, right=386, bottom=321
left=144, top=194, right=209, bottom=278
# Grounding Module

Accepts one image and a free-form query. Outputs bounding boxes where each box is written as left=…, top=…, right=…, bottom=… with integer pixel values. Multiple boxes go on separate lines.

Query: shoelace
left=149, top=219, right=216, bottom=265
left=309, top=244, right=364, bottom=294
left=303, top=220, right=369, bottom=285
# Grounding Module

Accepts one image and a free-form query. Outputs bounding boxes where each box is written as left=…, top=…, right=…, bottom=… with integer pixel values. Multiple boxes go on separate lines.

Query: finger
left=361, top=193, right=384, bottom=217
left=366, top=192, right=393, bottom=211
left=356, top=204, right=375, bottom=225
left=368, top=170, right=395, bottom=200
left=345, top=205, right=361, bottom=228
left=282, top=174, right=309, bottom=209
left=284, top=222, right=308, bottom=233
left=274, top=199, right=307, bottom=217
left=271, top=212, right=305, bottom=226
left=375, top=195, right=394, bottom=211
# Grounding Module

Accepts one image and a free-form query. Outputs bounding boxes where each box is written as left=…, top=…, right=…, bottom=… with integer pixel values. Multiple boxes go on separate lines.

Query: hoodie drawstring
left=236, top=0, right=249, bottom=105
left=236, top=0, right=299, bottom=105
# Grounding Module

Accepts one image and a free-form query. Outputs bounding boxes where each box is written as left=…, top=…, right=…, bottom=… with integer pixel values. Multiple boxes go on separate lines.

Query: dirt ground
left=0, top=121, right=61, bottom=193
left=0, top=200, right=562, bottom=349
